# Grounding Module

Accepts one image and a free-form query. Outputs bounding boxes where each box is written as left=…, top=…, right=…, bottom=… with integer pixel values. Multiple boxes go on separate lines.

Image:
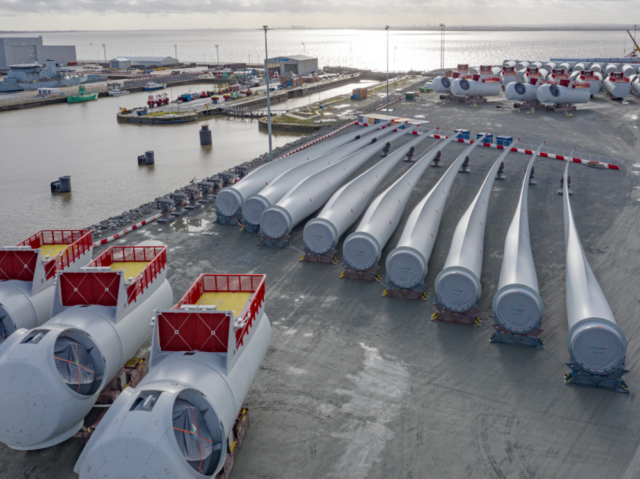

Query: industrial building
left=0, top=36, right=76, bottom=71
left=265, top=55, right=318, bottom=76
left=109, top=55, right=178, bottom=69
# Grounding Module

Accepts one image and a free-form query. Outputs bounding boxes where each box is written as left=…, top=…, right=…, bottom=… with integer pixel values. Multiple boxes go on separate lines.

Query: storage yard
left=1, top=74, right=639, bottom=477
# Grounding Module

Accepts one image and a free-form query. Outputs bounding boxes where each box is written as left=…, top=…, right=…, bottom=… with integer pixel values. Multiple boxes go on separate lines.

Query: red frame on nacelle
left=157, top=274, right=266, bottom=354
left=0, top=229, right=92, bottom=282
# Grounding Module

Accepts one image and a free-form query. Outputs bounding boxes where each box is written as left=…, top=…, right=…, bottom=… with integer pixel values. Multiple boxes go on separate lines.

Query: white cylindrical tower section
left=303, top=132, right=433, bottom=255
left=603, top=74, right=631, bottom=99
left=260, top=127, right=413, bottom=239
left=492, top=149, right=544, bottom=334
left=450, top=77, right=501, bottom=97
left=537, top=83, right=591, bottom=105
left=505, top=82, right=539, bottom=102
left=215, top=123, right=388, bottom=217
left=434, top=146, right=514, bottom=312
left=242, top=126, right=396, bottom=225
left=342, top=136, right=457, bottom=271
left=562, top=162, right=627, bottom=375
left=431, top=76, right=452, bottom=93
left=385, top=136, right=486, bottom=289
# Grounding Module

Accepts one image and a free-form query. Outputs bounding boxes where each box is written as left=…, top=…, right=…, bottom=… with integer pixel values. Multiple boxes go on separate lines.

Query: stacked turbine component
left=260, top=126, right=416, bottom=240
left=433, top=142, right=517, bottom=321
left=506, top=80, right=541, bottom=102
left=303, top=130, right=435, bottom=256
left=431, top=76, right=452, bottom=93
left=603, top=72, right=631, bottom=99
left=74, top=273, right=271, bottom=478
left=500, top=66, right=518, bottom=87
left=604, top=63, right=619, bottom=75
left=342, top=135, right=458, bottom=272
left=570, top=70, right=602, bottom=96
left=621, top=64, right=637, bottom=78
left=215, top=122, right=389, bottom=219
left=0, top=242, right=173, bottom=450
left=561, top=162, right=628, bottom=393
left=0, top=230, right=93, bottom=346
left=242, top=124, right=396, bottom=226
left=384, top=135, right=486, bottom=291
left=524, top=67, right=548, bottom=83
left=630, top=74, right=640, bottom=95
left=450, top=75, right=501, bottom=98
left=491, top=144, right=545, bottom=347
left=537, top=80, right=590, bottom=105
left=589, top=62, right=602, bottom=73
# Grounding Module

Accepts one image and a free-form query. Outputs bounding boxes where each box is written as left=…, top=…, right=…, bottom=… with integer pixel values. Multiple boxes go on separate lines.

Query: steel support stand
left=339, top=264, right=380, bottom=281
left=564, top=365, right=629, bottom=394
left=383, top=280, right=427, bottom=300
left=259, top=233, right=290, bottom=248
left=301, top=249, right=338, bottom=264
left=489, top=324, right=544, bottom=349
left=432, top=303, right=481, bottom=325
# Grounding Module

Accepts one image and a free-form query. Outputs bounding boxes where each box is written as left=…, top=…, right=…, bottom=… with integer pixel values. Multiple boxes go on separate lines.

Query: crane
left=626, top=30, right=640, bottom=57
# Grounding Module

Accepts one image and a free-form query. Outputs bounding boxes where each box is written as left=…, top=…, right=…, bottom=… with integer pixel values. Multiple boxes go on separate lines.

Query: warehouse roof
left=268, top=55, right=317, bottom=61
left=110, top=56, right=177, bottom=62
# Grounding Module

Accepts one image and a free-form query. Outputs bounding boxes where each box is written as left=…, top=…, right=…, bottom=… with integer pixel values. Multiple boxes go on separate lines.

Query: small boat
left=108, top=88, right=130, bottom=97
left=67, top=85, right=99, bottom=103
left=144, top=82, right=166, bottom=91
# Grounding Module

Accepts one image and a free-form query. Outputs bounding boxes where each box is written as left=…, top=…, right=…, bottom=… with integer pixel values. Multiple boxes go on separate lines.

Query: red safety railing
left=90, top=245, right=167, bottom=304
left=571, top=82, right=591, bottom=89
left=482, top=77, right=501, bottom=83
left=174, top=274, right=266, bottom=349
left=457, top=64, right=469, bottom=73
left=609, top=72, right=630, bottom=83
left=14, top=229, right=92, bottom=280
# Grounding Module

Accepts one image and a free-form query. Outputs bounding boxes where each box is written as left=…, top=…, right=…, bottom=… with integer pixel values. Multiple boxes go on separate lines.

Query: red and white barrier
left=276, top=121, right=357, bottom=160
left=93, top=213, right=162, bottom=248
left=428, top=134, right=619, bottom=170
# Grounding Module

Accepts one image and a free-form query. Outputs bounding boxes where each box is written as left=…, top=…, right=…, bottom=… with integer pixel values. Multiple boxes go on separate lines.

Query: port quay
left=1, top=32, right=640, bottom=479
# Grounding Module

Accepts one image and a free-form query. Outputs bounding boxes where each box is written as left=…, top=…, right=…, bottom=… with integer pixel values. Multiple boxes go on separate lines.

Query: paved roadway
left=1, top=88, right=639, bottom=479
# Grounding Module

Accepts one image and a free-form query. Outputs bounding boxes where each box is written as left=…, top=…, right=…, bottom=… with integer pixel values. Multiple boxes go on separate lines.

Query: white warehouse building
left=0, top=36, right=76, bottom=71
left=109, top=55, right=178, bottom=69
left=265, top=55, right=319, bottom=76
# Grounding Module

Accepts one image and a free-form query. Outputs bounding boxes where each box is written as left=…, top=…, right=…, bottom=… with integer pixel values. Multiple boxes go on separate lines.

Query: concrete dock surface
left=1, top=90, right=639, bottom=479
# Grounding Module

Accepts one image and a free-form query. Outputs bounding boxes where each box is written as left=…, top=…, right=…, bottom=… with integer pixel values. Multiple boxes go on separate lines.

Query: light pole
left=264, top=26, right=273, bottom=162
left=215, top=45, right=219, bottom=67
left=302, top=42, right=306, bottom=54
left=102, top=44, right=106, bottom=64
left=174, top=44, right=178, bottom=63
left=440, top=24, right=445, bottom=70
left=385, top=25, right=389, bottom=112
left=394, top=46, right=397, bottom=72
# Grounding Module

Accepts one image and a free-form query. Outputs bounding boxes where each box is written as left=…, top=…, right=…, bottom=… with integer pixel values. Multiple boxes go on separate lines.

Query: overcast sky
left=1, top=0, right=639, bottom=31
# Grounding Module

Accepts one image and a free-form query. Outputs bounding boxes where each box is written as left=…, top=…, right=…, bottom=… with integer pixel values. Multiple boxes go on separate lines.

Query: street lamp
left=302, top=42, right=306, bottom=54
left=385, top=26, right=389, bottom=112
left=174, top=44, right=178, bottom=63
left=264, top=26, right=273, bottom=162
left=439, top=24, right=445, bottom=70
left=215, top=45, right=219, bottom=66
left=394, top=46, right=397, bottom=72
left=102, top=44, right=106, bottom=64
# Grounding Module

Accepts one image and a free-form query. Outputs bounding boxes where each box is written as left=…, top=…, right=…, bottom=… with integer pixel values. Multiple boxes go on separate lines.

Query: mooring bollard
left=200, top=124, right=212, bottom=146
